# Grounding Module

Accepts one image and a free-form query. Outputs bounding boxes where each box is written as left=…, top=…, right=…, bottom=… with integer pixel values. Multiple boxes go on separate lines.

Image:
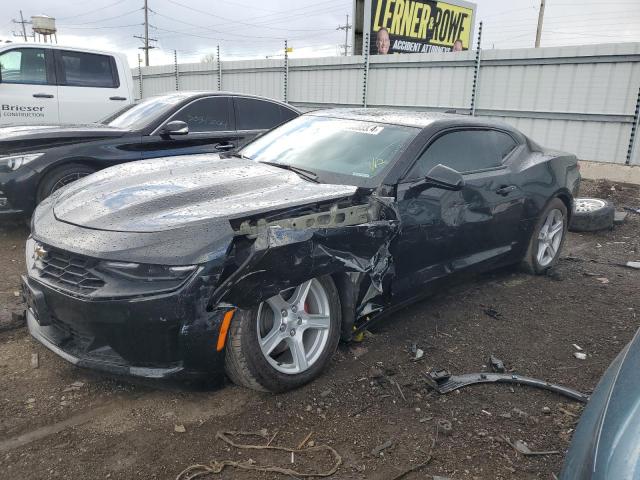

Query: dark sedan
left=24, top=109, right=580, bottom=392
left=0, top=91, right=299, bottom=219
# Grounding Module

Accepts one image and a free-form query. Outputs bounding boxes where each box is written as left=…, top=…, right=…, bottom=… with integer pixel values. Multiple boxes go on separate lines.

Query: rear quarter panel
left=510, top=147, right=580, bottom=221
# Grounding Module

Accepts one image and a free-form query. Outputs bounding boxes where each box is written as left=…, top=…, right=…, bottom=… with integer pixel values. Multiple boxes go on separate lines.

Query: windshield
left=240, top=115, right=419, bottom=185
left=103, top=93, right=189, bottom=130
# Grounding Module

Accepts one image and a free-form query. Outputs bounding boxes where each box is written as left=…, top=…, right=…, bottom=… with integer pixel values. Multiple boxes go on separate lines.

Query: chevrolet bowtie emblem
left=34, top=244, right=47, bottom=260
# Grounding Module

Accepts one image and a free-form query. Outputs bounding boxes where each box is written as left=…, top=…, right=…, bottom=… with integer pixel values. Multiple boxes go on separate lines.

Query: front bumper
left=0, top=167, right=39, bottom=220
left=22, top=273, right=229, bottom=380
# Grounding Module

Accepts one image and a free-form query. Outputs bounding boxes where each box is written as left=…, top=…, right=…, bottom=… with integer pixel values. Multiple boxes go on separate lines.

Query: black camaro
left=23, top=109, right=580, bottom=392
left=0, top=91, right=299, bottom=219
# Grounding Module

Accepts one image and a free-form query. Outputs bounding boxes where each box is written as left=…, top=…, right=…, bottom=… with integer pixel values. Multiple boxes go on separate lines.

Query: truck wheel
left=225, top=276, right=342, bottom=392
left=37, top=163, right=96, bottom=202
left=569, top=198, right=615, bottom=232
left=522, top=198, right=568, bottom=274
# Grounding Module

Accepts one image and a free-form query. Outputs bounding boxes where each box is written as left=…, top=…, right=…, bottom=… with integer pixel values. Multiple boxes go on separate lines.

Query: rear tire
left=521, top=197, right=568, bottom=274
left=225, top=276, right=342, bottom=392
left=36, top=163, right=96, bottom=203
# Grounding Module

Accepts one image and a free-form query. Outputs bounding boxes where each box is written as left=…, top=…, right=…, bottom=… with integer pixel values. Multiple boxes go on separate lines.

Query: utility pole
left=144, top=0, right=149, bottom=65
left=337, top=14, right=352, bottom=56
left=133, top=0, right=155, bottom=66
left=535, top=0, right=546, bottom=48
left=12, top=10, right=30, bottom=42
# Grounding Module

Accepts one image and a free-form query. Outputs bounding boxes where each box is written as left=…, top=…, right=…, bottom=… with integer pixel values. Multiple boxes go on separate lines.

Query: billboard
left=356, top=0, right=476, bottom=55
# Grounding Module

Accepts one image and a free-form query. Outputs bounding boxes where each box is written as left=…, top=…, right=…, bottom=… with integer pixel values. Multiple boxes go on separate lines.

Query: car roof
left=307, top=107, right=514, bottom=131
left=149, top=91, right=299, bottom=110
left=0, top=42, right=124, bottom=57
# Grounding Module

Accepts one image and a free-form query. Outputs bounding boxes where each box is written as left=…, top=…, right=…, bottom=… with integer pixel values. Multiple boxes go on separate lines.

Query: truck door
left=55, top=49, right=131, bottom=124
left=0, top=47, right=59, bottom=125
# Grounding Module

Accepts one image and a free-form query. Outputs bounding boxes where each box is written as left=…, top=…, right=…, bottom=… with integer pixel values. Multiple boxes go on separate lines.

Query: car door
left=234, top=96, right=298, bottom=148
left=392, top=128, right=525, bottom=298
left=139, top=96, right=238, bottom=159
left=0, top=47, right=59, bottom=125
left=55, top=49, right=130, bottom=124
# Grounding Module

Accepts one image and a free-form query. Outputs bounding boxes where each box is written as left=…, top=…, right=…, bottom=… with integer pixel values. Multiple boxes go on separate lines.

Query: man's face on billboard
left=452, top=40, right=463, bottom=52
left=376, top=29, right=390, bottom=54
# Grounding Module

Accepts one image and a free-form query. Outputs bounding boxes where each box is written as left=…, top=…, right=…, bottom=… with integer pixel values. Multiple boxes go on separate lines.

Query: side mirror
left=425, top=164, right=465, bottom=190
left=410, top=164, right=465, bottom=193
left=160, top=120, right=188, bottom=137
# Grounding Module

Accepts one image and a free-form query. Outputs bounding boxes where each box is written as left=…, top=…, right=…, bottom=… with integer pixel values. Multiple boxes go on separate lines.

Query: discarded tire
left=569, top=198, right=615, bottom=232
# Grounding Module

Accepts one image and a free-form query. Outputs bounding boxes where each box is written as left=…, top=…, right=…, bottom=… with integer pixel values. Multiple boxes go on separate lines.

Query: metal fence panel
left=221, top=59, right=284, bottom=101
left=288, top=56, right=364, bottom=106
left=368, top=52, right=475, bottom=110
left=134, top=42, right=640, bottom=165
left=176, top=62, right=219, bottom=92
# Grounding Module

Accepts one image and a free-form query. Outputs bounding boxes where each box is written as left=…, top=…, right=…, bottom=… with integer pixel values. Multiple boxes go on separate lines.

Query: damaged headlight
left=0, top=153, right=45, bottom=172
left=97, top=261, right=197, bottom=282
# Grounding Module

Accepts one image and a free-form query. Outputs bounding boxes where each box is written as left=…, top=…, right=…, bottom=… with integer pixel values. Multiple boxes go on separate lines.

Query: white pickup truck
left=0, top=43, right=134, bottom=126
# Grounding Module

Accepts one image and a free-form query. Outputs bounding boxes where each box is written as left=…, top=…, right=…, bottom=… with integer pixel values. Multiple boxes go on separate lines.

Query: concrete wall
left=133, top=42, right=640, bottom=166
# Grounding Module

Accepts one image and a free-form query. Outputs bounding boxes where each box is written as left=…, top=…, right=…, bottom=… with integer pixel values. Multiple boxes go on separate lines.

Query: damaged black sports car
left=23, top=109, right=580, bottom=392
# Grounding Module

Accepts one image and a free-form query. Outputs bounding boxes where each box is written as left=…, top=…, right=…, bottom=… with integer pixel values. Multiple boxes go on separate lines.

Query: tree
left=201, top=53, right=216, bottom=63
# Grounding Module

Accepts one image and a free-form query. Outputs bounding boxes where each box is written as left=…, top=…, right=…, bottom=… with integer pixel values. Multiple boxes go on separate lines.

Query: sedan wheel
left=522, top=197, right=568, bottom=274
left=257, top=279, right=331, bottom=374
left=225, top=275, right=341, bottom=392
left=536, top=209, right=564, bottom=267
left=37, top=163, right=96, bottom=203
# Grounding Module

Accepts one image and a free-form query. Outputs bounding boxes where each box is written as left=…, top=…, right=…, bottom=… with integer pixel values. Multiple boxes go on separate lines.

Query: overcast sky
left=1, top=0, right=639, bottom=66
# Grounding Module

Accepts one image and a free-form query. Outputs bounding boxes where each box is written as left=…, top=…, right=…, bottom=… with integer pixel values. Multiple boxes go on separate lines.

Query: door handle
left=216, top=142, right=235, bottom=151
left=109, top=96, right=127, bottom=101
left=33, top=93, right=54, bottom=98
left=495, top=185, right=517, bottom=196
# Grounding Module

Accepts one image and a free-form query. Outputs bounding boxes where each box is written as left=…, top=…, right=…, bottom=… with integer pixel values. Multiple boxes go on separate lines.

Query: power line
left=57, top=0, right=129, bottom=20
left=59, top=8, right=142, bottom=27
left=62, top=23, right=142, bottom=30
left=162, top=0, right=342, bottom=33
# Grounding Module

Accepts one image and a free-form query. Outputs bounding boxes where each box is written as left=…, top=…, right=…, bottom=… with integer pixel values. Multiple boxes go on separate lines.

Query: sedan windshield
left=102, top=93, right=190, bottom=130
left=240, top=115, right=419, bottom=185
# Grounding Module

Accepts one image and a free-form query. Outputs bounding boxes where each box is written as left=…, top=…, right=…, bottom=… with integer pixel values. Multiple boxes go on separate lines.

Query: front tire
left=522, top=197, right=568, bottom=274
left=225, top=276, right=342, bottom=392
left=37, top=163, right=96, bottom=203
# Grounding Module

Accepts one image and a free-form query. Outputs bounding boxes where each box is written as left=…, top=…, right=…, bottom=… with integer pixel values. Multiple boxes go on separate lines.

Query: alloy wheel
left=537, top=208, right=564, bottom=267
left=574, top=198, right=606, bottom=213
left=256, top=279, right=331, bottom=374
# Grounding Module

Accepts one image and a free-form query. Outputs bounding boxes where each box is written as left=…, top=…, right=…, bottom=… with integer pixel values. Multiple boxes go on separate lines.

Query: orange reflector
left=216, top=309, right=236, bottom=351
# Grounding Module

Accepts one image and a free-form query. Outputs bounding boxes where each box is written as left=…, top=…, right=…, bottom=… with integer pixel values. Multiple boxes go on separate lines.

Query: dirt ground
left=1, top=179, right=639, bottom=480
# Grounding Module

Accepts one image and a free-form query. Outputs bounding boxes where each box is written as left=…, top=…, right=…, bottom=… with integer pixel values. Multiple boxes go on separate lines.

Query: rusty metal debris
left=424, top=369, right=589, bottom=403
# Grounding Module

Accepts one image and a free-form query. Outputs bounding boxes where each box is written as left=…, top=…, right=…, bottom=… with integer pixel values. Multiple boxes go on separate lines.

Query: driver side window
left=0, top=48, right=48, bottom=85
left=170, top=97, right=232, bottom=133
left=408, top=129, right=517, bottom=180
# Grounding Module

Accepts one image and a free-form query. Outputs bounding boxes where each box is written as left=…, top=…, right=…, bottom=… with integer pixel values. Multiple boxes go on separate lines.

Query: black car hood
left=0, top=124, right=129, bottom=154
left=52, top=154, right=358, bottom=233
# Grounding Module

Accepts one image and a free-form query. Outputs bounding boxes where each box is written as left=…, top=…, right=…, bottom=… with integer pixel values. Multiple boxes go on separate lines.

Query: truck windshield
left=103, top=94, right=188, bottom=130
left=241, top=115, right=419, bottom=185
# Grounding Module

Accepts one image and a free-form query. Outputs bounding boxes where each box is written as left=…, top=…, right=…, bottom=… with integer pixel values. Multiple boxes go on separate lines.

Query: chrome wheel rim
left=256, top=279, right=331, bottom=374
left=574, top=198, right=606, bottom=213
left=537, top=208, right=564, bottom=267
left=51, top=172, right=91, bottom=194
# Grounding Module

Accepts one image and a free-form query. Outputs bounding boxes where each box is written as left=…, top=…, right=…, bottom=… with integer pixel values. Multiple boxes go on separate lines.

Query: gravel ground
left=0, top=178, right=638, bottom=480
